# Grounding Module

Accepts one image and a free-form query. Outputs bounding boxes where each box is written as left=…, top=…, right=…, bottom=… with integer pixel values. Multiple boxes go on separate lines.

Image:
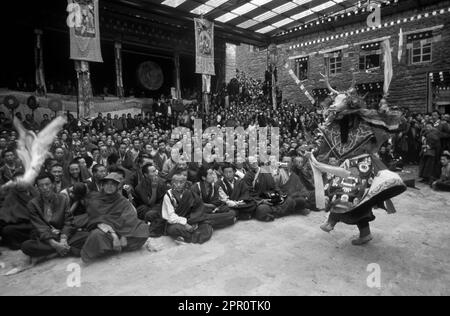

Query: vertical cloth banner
left=34, top=29, right=47, bottom=95
left=381, top=39, right=393, bottom=95
left=283, top=63, right=315, bottom=104
left=75, top=60, right=93, bottom=118
left=398, top=28, right=403, bottom=62
left=114, top=42, right=124, bottom=98
left=194, top=18, right=215, bottom=75
left=202, top=74, right=211, bottom=115
left=67, top=0, right=103, bottom=63
left=202, top=74, right=211, bottom=93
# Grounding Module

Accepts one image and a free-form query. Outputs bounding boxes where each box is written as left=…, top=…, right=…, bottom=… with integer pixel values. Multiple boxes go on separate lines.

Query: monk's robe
left=216, top=178, right=256, bottom=220
left=192, top=181, right=237, bottom=229
left=0, top=185, right=36, bottom=250
left=244, top=169, right=277, bottom=200
left=192, top=181, right=221, bottom=208
left=163, top=189, right=213, bottom=244
left=293, top=165, right=315, bottom=192
left=134, top=176, right=167, bottom=219
left=434, top=164, right=450, bottom=191
left=81, top=192, right=149, bottom=262
left=245, top=168, right=307, bottom=222
left=276, top=169, right=315, bottom=209
left=277, top=169, right=305, bottom=195
left=22, top=193, right=87, bottom=258
left=134, top=176, right=168, bottom=237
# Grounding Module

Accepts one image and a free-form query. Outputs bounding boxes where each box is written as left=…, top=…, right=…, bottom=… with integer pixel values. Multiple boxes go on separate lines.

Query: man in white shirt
left=161, top=172, right=212, bottom=244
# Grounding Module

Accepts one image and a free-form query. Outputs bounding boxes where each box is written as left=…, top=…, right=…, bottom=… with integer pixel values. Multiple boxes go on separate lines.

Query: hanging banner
left=114, top=42, right=124, bottom=97
left=381, top=39, right=393, bottom=95
left=202, top=74, right=211, bottom=93
left=284, top=63, right=315, bottom=105
left=67, top=0, right=103, bottom=63
left=398, top=28, right=403, bottom=62
left=194, top=18, right=215, bottom=75
left=34, top=29, right=47, bottom=95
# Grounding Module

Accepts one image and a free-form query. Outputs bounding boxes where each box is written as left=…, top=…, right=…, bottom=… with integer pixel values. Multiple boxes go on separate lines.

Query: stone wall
left=235, top=2, right=450, bottom=113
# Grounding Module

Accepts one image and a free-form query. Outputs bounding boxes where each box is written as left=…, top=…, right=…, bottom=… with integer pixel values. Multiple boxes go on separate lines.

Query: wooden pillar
left=34, top=29, right=46, bottom=96
left=114, top=42, right=124, bottom=98
left=268, top=44, right=278, bottom=111
left=174, top=52, right=181, bottom=99
left=75, top=60, right=93, bottom=119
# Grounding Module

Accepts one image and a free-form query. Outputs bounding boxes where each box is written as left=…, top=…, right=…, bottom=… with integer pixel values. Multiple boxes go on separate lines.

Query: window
left=359, top=42, right=381, bottom=71
left=409, top=41, right=432, bottom=64
left=407, top=31, right=433, bottom=65
left=359, top=55, right=381, bottom=70
left=355, top=82, right=384, bottom=109
left=326, top=51, right=342, bottom=76
left=295, top=57, right=308, bottom=80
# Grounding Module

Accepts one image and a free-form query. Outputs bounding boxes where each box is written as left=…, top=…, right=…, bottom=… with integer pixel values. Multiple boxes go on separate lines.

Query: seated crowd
left=1, top=78, right=450, bottom=264
left=0, top=110, right=318, bottom=263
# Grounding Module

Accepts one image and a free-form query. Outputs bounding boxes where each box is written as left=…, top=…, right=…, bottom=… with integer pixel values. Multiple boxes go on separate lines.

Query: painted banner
left=34, top=30, right=47, bottom=95
left=381, top=39, right=393, bottom=95
left=114, top=42, right=124, bottom=97
left=195, top=18, right=215, bottom=75
left=67, top=0, right=103, bottom=63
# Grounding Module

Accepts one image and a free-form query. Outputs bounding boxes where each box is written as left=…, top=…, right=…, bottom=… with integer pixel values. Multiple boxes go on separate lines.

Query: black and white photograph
left=0, top=0, right=449, bottom=299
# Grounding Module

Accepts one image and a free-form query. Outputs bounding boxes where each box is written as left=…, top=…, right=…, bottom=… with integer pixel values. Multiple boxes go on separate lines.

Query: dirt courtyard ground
left=0, top=181, right=449, bottom=296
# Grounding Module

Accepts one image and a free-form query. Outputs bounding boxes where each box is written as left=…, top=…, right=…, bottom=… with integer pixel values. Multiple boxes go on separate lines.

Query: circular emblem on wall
left=27, top=96, right=39, bottom=110
left=48, top=98, right=63, bottom=112
left=137, top=61, right=164, bottom=91
left=3, top=95, right=19, bottom=110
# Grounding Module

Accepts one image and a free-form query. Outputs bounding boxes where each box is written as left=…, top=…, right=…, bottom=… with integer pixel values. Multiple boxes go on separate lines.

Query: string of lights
left=279, top=0, right=399, bottom=37
left=288, top=5, right=450, bottom=50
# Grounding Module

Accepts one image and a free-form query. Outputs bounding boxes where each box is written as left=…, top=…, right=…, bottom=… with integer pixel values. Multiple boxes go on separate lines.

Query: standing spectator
left=419, top=122, right=442, bottom=183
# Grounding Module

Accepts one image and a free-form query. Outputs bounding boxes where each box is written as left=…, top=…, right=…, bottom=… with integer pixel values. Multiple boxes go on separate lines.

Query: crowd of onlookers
left=0, top=98, right=319, bottom=263
left=0, top=72, right=449, bottom=267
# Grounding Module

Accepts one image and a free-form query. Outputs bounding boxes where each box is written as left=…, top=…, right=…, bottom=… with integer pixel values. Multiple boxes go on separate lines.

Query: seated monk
left=274, top=156, right=314, bottom=211
left=134, top=164, right=168, bottom=237
left=134, top=164, right=167, bottom=222
left=216, top=163, right=256, bottom=221
left=21, top=173, right=87, bottom=263
left=62, top=183, right=90, bottom=231
left=292, top=156, right=315, bottom=191
left=86, top=164, right=107, bottom=193
left=244, top=157, right=308, bottom=222
left=192, top=166, right=237, bottom=229
left=432, top=151, right=450, bottom=192
left=162, top=172, right=213, bottom=244
left=80, top=173, right=150, bottom=263
left=0, top=172, right=37, bottom=250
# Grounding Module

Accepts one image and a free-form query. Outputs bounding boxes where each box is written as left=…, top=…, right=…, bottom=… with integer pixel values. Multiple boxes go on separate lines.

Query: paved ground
left=1, top=179, right=449, bottom=296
